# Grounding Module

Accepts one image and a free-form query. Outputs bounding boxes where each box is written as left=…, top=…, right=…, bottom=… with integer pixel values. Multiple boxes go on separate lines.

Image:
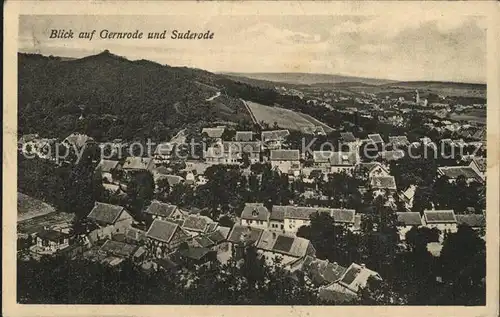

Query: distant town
left=17, top=51, right=487, bottom=305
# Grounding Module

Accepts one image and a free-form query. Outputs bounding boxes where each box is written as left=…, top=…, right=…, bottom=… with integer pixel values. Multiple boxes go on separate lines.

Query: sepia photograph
left=3, top=1, right=500, bottom=315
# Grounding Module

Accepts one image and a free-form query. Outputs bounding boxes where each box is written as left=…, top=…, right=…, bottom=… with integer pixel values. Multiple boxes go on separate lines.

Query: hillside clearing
left=245, top=100, right=333, bottom=133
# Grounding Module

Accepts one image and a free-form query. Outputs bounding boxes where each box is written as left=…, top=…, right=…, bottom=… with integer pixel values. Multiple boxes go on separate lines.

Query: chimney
left=333, top=261, right=337, bottom=266
left=360, top=263, right=366, bottom=269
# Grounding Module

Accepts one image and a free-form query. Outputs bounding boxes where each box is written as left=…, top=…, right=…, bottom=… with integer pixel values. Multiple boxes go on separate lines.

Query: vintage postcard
left=3, top=1, right=500, bottom=317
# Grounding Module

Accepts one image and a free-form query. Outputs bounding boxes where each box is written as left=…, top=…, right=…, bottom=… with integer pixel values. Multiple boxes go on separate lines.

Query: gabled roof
left=261, top=130, right=290, bottom=142
left=235, top=131, right=254, bottom=142
left=256, top=231, right=313, bottom=258
left=456, top=214, right=486, bottom=227
left=146, top=219, right=187, bottom=243
left=227, top=225, right=264, bottom=245
left=270, top=149, right=300, bottom=161
left=87, top=202, right=126, bottom=225
left=206, top=226, right=230, bottom=243
left=438, top=166, right=483, bottom=181
left=338, top=263, right=381, bottom=292
left=370, top=176, right=397, bottom=190
left=164, top=174, right=184, bottom=186
left=269, top=208, right=285, bottom=221
left=122, top=157, right=153, bottom=170
left=329, top=152, right=357, bottom=166
left=182, top=215, right=215, bottom=233
left=396, top=212, right=423, bottom=226
left=96, top=160, right=120, bottom=173
left=303, top=256, right=347, bottom=285
left=340, top=132, right=356, bottom=143
left=368, top=134, right=384, bottom=144
left=144, top=200, right=178, bottom=218
left=423, top=210, right=457, bottom=224
left=273, top=205, right=355, bottom=223
left=241, top=203, right=270, bottom=221
left=202, top=127, right=225, bottom=138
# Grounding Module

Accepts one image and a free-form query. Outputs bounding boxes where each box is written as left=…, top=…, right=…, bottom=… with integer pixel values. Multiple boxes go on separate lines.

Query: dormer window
left=251, top=209, right=259, bottom=217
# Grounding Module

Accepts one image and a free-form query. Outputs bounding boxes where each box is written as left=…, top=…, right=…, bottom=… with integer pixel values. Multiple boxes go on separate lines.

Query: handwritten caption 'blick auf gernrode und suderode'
left=49, top=29, right=215, bottom=40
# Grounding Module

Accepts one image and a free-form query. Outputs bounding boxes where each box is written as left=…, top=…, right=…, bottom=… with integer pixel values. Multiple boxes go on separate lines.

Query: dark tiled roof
left=146, top=219, right=181, bottom=243
left=456, top=214, right=485, bottom=227
left=270, top=149, right=300, bottom=161
left=179, top=247, right=214, bottom=260
left=273, top=205, right=355, bottom=223
left=207, top=226, right=230, bottom=243
left=37, top=229, right=69, bottom=242
left=257, top=231, right=313, bottom=258
left=396, top=212, right=423, bottom=226
left=235, top=131, right=254, bottom=142
left=370, top=176, right=397, bottom=190
left=273, top=235, right=295, bottom=253
left=340, top=132, right=356, bottom=143
left=100, top=240, right=138, bottom=258
left=270, top=208, right=285, bottom=221
left=87, top=202, right=125, bottom=225
left=331, top=209, right=356, bottom=223
left=423, top=210, right=457, bottom=224
left=305, top=256, right=348, bottom=285
left=227, top=225, right=264, bottom=245
left=240, top=203, right=270, bottom=221
left=182, top=215, right=214, bottom=233
left=194, top=236, right=215, bottom=248
left=144, top=201, right=178, bottom=218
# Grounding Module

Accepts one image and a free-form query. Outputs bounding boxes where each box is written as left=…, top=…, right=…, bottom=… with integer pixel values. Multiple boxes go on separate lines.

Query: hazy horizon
left=19, top=15, right=486, bottom=83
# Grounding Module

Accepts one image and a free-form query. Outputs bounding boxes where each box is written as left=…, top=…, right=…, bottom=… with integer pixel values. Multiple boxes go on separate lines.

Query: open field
left=449, top=109, right=487, bottom=124
left=17, top=192, right=56, bottom=222
left=245, top=100, right=333, bottom=133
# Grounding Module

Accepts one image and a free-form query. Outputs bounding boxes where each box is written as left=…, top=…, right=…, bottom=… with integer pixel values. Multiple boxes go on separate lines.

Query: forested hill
left=18, top=51, right=253, bottom=142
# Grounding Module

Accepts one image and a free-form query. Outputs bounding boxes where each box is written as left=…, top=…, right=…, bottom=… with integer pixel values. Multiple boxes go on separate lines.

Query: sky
left=18, top=15, right=486, bottom=83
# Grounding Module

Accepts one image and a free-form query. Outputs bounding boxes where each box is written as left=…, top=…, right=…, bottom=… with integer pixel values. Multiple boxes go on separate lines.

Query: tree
left=126, top=171, right=154, bottom=218
left=298, top=212, right=360, bottom=265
